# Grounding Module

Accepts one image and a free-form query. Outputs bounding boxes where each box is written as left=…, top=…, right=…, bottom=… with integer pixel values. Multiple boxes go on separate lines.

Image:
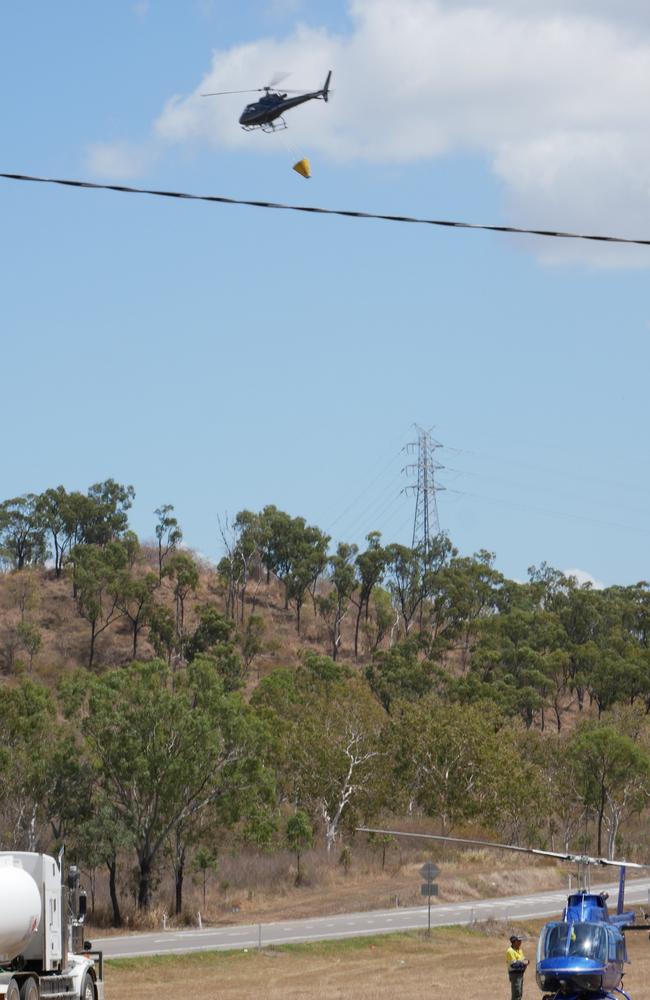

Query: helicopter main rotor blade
left=201, top=88, right=264, bottom=97
left=267, top=71, right=291, bottom=88
left=356, top=828, right=648, bottom=870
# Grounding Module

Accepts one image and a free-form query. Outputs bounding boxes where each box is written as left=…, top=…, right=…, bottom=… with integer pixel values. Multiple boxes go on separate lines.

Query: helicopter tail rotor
left=322, top=70, right=332, bottom=102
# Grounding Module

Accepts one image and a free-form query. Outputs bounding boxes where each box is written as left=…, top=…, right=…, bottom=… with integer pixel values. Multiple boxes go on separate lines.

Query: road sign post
left=419, top=862, right=440, bottom=938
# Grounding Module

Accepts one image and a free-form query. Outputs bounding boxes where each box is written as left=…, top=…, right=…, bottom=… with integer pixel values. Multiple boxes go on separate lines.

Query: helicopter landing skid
left=261, top=117, right=287, bottom=133
left=544, top=990, right=632, bottom=1000
left=241, top=117, right=288, bottom=133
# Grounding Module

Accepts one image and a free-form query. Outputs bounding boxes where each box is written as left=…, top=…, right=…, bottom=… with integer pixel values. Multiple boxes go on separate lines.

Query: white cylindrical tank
left=0, top=858, right=41, bottom=961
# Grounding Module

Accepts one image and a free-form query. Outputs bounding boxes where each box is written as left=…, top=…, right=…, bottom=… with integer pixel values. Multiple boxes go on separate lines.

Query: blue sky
left=1, top=1, right=650, bottom=586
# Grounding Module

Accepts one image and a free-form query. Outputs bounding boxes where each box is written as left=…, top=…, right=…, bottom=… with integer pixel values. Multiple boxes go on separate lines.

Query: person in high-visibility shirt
left=506, top=934, right=529, bottom=1000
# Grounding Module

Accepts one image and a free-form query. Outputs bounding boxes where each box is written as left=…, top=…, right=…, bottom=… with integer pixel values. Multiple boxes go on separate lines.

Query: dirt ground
left=104, top=923, right=650, bottom=1000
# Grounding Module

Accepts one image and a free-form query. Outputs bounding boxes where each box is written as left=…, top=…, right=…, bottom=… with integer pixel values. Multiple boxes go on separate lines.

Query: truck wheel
left=6, top=981, right=20, bottom=1000
left=80, top=971, right=96, bottom=1000
left=19, top=979, right=39, bottom=1000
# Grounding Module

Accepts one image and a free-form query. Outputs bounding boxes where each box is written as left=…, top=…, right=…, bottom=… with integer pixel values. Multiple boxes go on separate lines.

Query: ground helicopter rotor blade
left=356, top=828, right=648, bottom=870
left=201, top=88, right=264, bottom=97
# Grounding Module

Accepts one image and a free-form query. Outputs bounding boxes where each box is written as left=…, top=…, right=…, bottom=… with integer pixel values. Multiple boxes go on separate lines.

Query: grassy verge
left=104, top=922, right=650, bottom=1000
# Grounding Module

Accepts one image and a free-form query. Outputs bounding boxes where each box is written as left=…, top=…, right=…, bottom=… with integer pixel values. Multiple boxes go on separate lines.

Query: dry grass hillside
left=0, top=546, right=372, bottom=685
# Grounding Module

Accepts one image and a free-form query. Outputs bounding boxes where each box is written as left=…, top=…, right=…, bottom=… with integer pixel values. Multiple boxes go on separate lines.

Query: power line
left=2, top=172, right=650, bottom=247
left=448, top=486, right=650, bottom=537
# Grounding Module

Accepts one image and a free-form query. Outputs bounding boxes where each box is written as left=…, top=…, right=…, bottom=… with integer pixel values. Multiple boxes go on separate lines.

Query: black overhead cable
left=1, top=171, right=649, bottom=247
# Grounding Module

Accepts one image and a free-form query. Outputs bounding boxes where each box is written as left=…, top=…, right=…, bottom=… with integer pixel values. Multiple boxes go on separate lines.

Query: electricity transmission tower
left=402, top=425, right=445, bottom=554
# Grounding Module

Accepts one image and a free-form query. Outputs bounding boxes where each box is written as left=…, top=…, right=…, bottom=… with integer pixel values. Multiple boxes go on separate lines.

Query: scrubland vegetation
left=2, top=482, right=650, bottom=928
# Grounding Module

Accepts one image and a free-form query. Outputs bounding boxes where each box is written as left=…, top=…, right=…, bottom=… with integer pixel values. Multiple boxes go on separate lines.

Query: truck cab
left=0, top=852, right=103, bottom=1000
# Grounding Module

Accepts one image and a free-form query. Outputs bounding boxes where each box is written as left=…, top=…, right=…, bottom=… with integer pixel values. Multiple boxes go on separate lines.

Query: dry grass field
left=104, top=924, right=650, bottom=1000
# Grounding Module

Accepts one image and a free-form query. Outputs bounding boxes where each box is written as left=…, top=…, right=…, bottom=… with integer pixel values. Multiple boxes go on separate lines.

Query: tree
left=238, top=613, right=265, bottom=676
left=116, top=571, right=158, bottom=659
left=285, top=524, right=330, bottom=633
left=257, top=506, right=330, bottom=623
left=384, top=544, right=422, bottom=635
left=390, top=698, right=503, bottom=833
left=84, top=479, right=135, bottom=544
left=163, top=551, right=199, bottom=641
left=35, top=486, right=75, bottom=577
left=154, top=504, right=183, bottom=582
left=148, top=605, right=177, bottom=665
left=65, top=658, right=263, bottom=909
left=266, top=672, right=386, bottom=852
left=470, top=604, right=564, bottom=728
left=427, top=551, right=503, bottom=669
left=16, top=621, right=41, bottom=673
left=185, top=607, right=245, bottom=690
left=71, top=541, right=128, bottom=668
left=351, top=533, right=387, bottom=657
left=286, top=811, right=313, bottom=885
left=218, top=510, right=262, bottom=622
left=317, top=543, right=358, bottom=659
left=191, top=846, right=218, bottom=908
left=5, top=568, right=41, bottom=622
left=185, top=604, right=233, bottom=660
left=72, top=796, right=133, bottom=927
left=569, top=723, right=650, bottom=857
left=0, top=495, right=48, bottom=570
left=0, top=680, right=57, bottom=849
left=361, top=586, right=397, bottom=653
left=366, top=639, right=445, bottom=712
left=258, top=505, right=295, bottom=593
left=384, top=536, right=455, bottom=637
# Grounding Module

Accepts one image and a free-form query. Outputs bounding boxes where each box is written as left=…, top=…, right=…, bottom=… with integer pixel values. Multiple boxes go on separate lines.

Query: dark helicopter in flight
left=358, top=827, right=650, bottom=1000
left=202, top=70, right=332, bottom=132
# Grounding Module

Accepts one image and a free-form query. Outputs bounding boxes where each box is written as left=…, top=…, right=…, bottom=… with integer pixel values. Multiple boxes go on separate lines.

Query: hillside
left=0, top=547, right=372, bottom=684
left=2, top=485, right=650, bottom=929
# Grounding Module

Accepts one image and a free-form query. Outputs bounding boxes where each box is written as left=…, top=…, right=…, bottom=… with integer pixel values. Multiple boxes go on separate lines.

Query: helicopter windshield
left=539, top=923, right=608, bottom=963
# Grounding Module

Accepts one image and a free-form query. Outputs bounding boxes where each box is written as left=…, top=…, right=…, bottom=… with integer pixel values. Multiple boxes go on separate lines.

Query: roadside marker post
left=419, top=862, right=440, bottom=938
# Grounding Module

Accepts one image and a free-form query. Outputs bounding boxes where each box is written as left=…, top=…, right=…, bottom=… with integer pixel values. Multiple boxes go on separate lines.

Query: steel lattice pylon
left=402, top=425, right=445, bottom=554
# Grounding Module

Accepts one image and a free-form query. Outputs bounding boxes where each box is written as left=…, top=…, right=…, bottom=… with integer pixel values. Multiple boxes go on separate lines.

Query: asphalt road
left=94, top=877, right=650, bottom=959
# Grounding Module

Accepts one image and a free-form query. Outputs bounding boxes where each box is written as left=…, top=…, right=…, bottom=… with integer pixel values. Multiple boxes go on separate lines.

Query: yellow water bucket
left=292, top=158, right=311, bottom=179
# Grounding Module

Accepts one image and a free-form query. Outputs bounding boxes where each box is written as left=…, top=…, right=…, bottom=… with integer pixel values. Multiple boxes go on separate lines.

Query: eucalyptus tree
left=349, top=533, right=388, bottom=657
left=0, top=680, right=57, bottom=850
left=217, top=510, right=262, bottom=622
left=163, top=550, right=199, bottom=640
left=254, top=661, right=386, bottom=851
left=569, top=722, right=650, bottom=858
left=154, top=504, right=183, bottom=582
left=317, top=542, right=358, bottom=659
left=0, top=495, right=48, bottom=570
left=389, top=697, right=503, bottom=834
left=64, top=658, right=267, bottom=910
left=70, top=540, right=129, bottom=668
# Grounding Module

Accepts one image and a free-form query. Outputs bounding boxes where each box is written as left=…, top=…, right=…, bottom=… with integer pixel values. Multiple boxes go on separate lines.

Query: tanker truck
left=0, top=852, right=103, bottom=1000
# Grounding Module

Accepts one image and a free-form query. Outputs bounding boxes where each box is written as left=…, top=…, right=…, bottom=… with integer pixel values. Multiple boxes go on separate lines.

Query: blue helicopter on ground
left=201, top=71, right=332, bottom=132
left=358, top=827, right=650, bottom=1000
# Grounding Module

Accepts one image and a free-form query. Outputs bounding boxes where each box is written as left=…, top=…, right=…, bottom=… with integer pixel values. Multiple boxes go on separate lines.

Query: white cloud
left=95, top=0, right=650, bottom=265
left=564, top=568, right=605, bottom=590
left=85, top=140, right=158, bottom=179
left=133, top=0, right=150, bottom=19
